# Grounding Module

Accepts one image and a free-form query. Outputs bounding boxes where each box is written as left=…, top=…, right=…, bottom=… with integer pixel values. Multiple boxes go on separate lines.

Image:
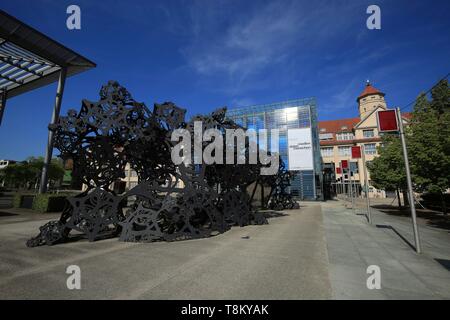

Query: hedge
left=32, top=194, right=68, bottom=213
left=13, top=193, right=70, bottom=213
left=420, top=193, right=450, bottom=212
left=13, top=193, right=23, bottom=208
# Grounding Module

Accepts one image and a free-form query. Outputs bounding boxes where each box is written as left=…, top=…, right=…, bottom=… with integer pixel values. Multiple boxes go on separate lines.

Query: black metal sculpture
left=27, top=81, right=299, bottom=247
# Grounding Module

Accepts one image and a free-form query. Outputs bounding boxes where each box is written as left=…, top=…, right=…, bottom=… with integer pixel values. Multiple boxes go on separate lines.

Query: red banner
left=341, top=160, right=348, bottom=169
left=377, top=109, right=398, bottom=132
left=336, top=167, right=342, bottom=174
left=351, top=146, right=361, bottom=159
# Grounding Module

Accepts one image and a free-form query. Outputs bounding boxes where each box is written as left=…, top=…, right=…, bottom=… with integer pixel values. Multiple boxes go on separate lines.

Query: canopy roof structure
left=0, top=10, right=96, bottom=193
left=0, top=9, right=96, bottom=99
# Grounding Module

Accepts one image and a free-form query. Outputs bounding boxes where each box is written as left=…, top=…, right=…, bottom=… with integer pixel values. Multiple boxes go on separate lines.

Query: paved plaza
left=0, top=199, right=449, bottom=299
left=323, top=200, right=450, bottom=299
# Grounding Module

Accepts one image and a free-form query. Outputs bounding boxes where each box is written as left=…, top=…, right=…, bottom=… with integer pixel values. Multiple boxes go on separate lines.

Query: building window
left=338, top=146, right=351, bottom=156
left=364, top=143, right=377, bottom=155
left=321, top=147, right=333, bottom=157
left=363, top=129, right=374, bottom=138
left=319, top=133, right=333, bottom=140
left=336, top=132, right=354, bottom=141
left=350, top=162, right=359, bottom=174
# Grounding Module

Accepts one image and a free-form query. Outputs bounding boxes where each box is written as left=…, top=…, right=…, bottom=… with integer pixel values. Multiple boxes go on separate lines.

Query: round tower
left=357, top=81, right=387, bottom=119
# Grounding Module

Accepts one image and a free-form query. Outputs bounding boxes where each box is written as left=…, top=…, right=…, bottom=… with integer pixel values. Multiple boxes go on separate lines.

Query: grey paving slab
left=2, top=199, right=449, bottom=300
left=331, top=279, right=387, bottom=300
left=322, top=200, right=450, bottom=300
left=0, top=203, right=332, bottom=299
left=382, top=288, right=439, bottom=300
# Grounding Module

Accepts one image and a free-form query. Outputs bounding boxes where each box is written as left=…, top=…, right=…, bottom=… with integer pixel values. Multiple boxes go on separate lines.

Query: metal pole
left=350, top=165, right=355, bottom=212
left=39, top=67, right=67, bottom=194
left=0, top=90, right=7, bottom=126
left=352, top=172, right=357, bottom=212
left=346, top=174, right=350, bottom=200
left=396, top=107, right=421, bottom=253
left=361, top=145, right=372, bottom=224
left=348, top=159, right=354, bottom=209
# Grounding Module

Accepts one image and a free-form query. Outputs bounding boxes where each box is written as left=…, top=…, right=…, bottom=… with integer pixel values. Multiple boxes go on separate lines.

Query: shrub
left=32, top=194, right=68, bottom=213
left=13, top=192, right=71, bottom=213
left=420, top=193, right=450, bottom=212
left=13, top=193, right=23, bottom=208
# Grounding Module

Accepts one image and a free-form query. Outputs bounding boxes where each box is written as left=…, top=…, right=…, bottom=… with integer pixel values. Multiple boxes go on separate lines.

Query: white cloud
left=182, top=1, right=305, bottom=80
left=178, top=1, right=361, bottom=83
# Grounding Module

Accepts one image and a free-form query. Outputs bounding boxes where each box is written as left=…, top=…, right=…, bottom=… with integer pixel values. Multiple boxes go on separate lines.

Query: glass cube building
left=226, top=98, right=323, bottom=200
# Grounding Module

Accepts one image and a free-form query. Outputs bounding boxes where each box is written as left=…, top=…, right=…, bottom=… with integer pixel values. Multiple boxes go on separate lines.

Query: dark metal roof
left=0, top=10, right=96, bottom=99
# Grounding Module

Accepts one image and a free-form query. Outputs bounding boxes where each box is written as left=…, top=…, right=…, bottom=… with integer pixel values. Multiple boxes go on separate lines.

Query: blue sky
left=1, top=0, right=449, bottom=160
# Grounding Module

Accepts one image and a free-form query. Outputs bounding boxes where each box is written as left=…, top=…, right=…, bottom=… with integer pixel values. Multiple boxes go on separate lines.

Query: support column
left=0, top=90, right=7, bottom=126
left=39, top=67, right=67, bottom=194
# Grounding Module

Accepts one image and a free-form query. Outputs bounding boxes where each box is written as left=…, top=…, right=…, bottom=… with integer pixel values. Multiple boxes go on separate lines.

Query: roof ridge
left=318, top=117, right=359, bottom=122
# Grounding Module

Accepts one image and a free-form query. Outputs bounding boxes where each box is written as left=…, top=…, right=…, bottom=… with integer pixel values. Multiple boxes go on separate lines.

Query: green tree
left=408, top=80, right=450, bottom=214
left=1, top=157, right=65, bottom=190
left=367, top=134, right=407, bottom=208
left=2, top=162, right=35, bottom=189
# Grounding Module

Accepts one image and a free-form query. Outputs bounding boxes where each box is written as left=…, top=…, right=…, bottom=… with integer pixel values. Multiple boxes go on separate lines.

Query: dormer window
left=319, top=133, right=333, bottom=140
left=363, top=129, right=374, bottom=138
left=341, top=126, right=348, bottom=130
left=320, top=128, right=326, bottom=132
left=336, top=132, right=354, bottom=141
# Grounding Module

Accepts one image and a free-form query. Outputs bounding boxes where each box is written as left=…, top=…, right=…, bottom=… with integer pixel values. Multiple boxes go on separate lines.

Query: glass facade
left=226, top=98, right=323, bottom=200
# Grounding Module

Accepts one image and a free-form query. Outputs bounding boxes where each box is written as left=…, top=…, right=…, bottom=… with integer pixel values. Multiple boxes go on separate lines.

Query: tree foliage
left=367, top=79, right=450, bottom=211
left=0, top=157, right=65, bottom=190
left=367, top=134, right=406, bottom=192
left=408, top=80, right=450, bottom=194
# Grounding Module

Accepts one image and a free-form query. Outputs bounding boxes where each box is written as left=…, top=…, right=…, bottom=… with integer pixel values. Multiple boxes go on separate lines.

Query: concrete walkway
left=1, top=200, right=449, bottom=299
left=322, top=200, right=450, bottom=299
left=0, top=204, right=332, bottom=299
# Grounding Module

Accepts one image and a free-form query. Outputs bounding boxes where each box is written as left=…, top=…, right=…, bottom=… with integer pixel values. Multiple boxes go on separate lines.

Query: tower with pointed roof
left=357, top=81, right=386, bottom=119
